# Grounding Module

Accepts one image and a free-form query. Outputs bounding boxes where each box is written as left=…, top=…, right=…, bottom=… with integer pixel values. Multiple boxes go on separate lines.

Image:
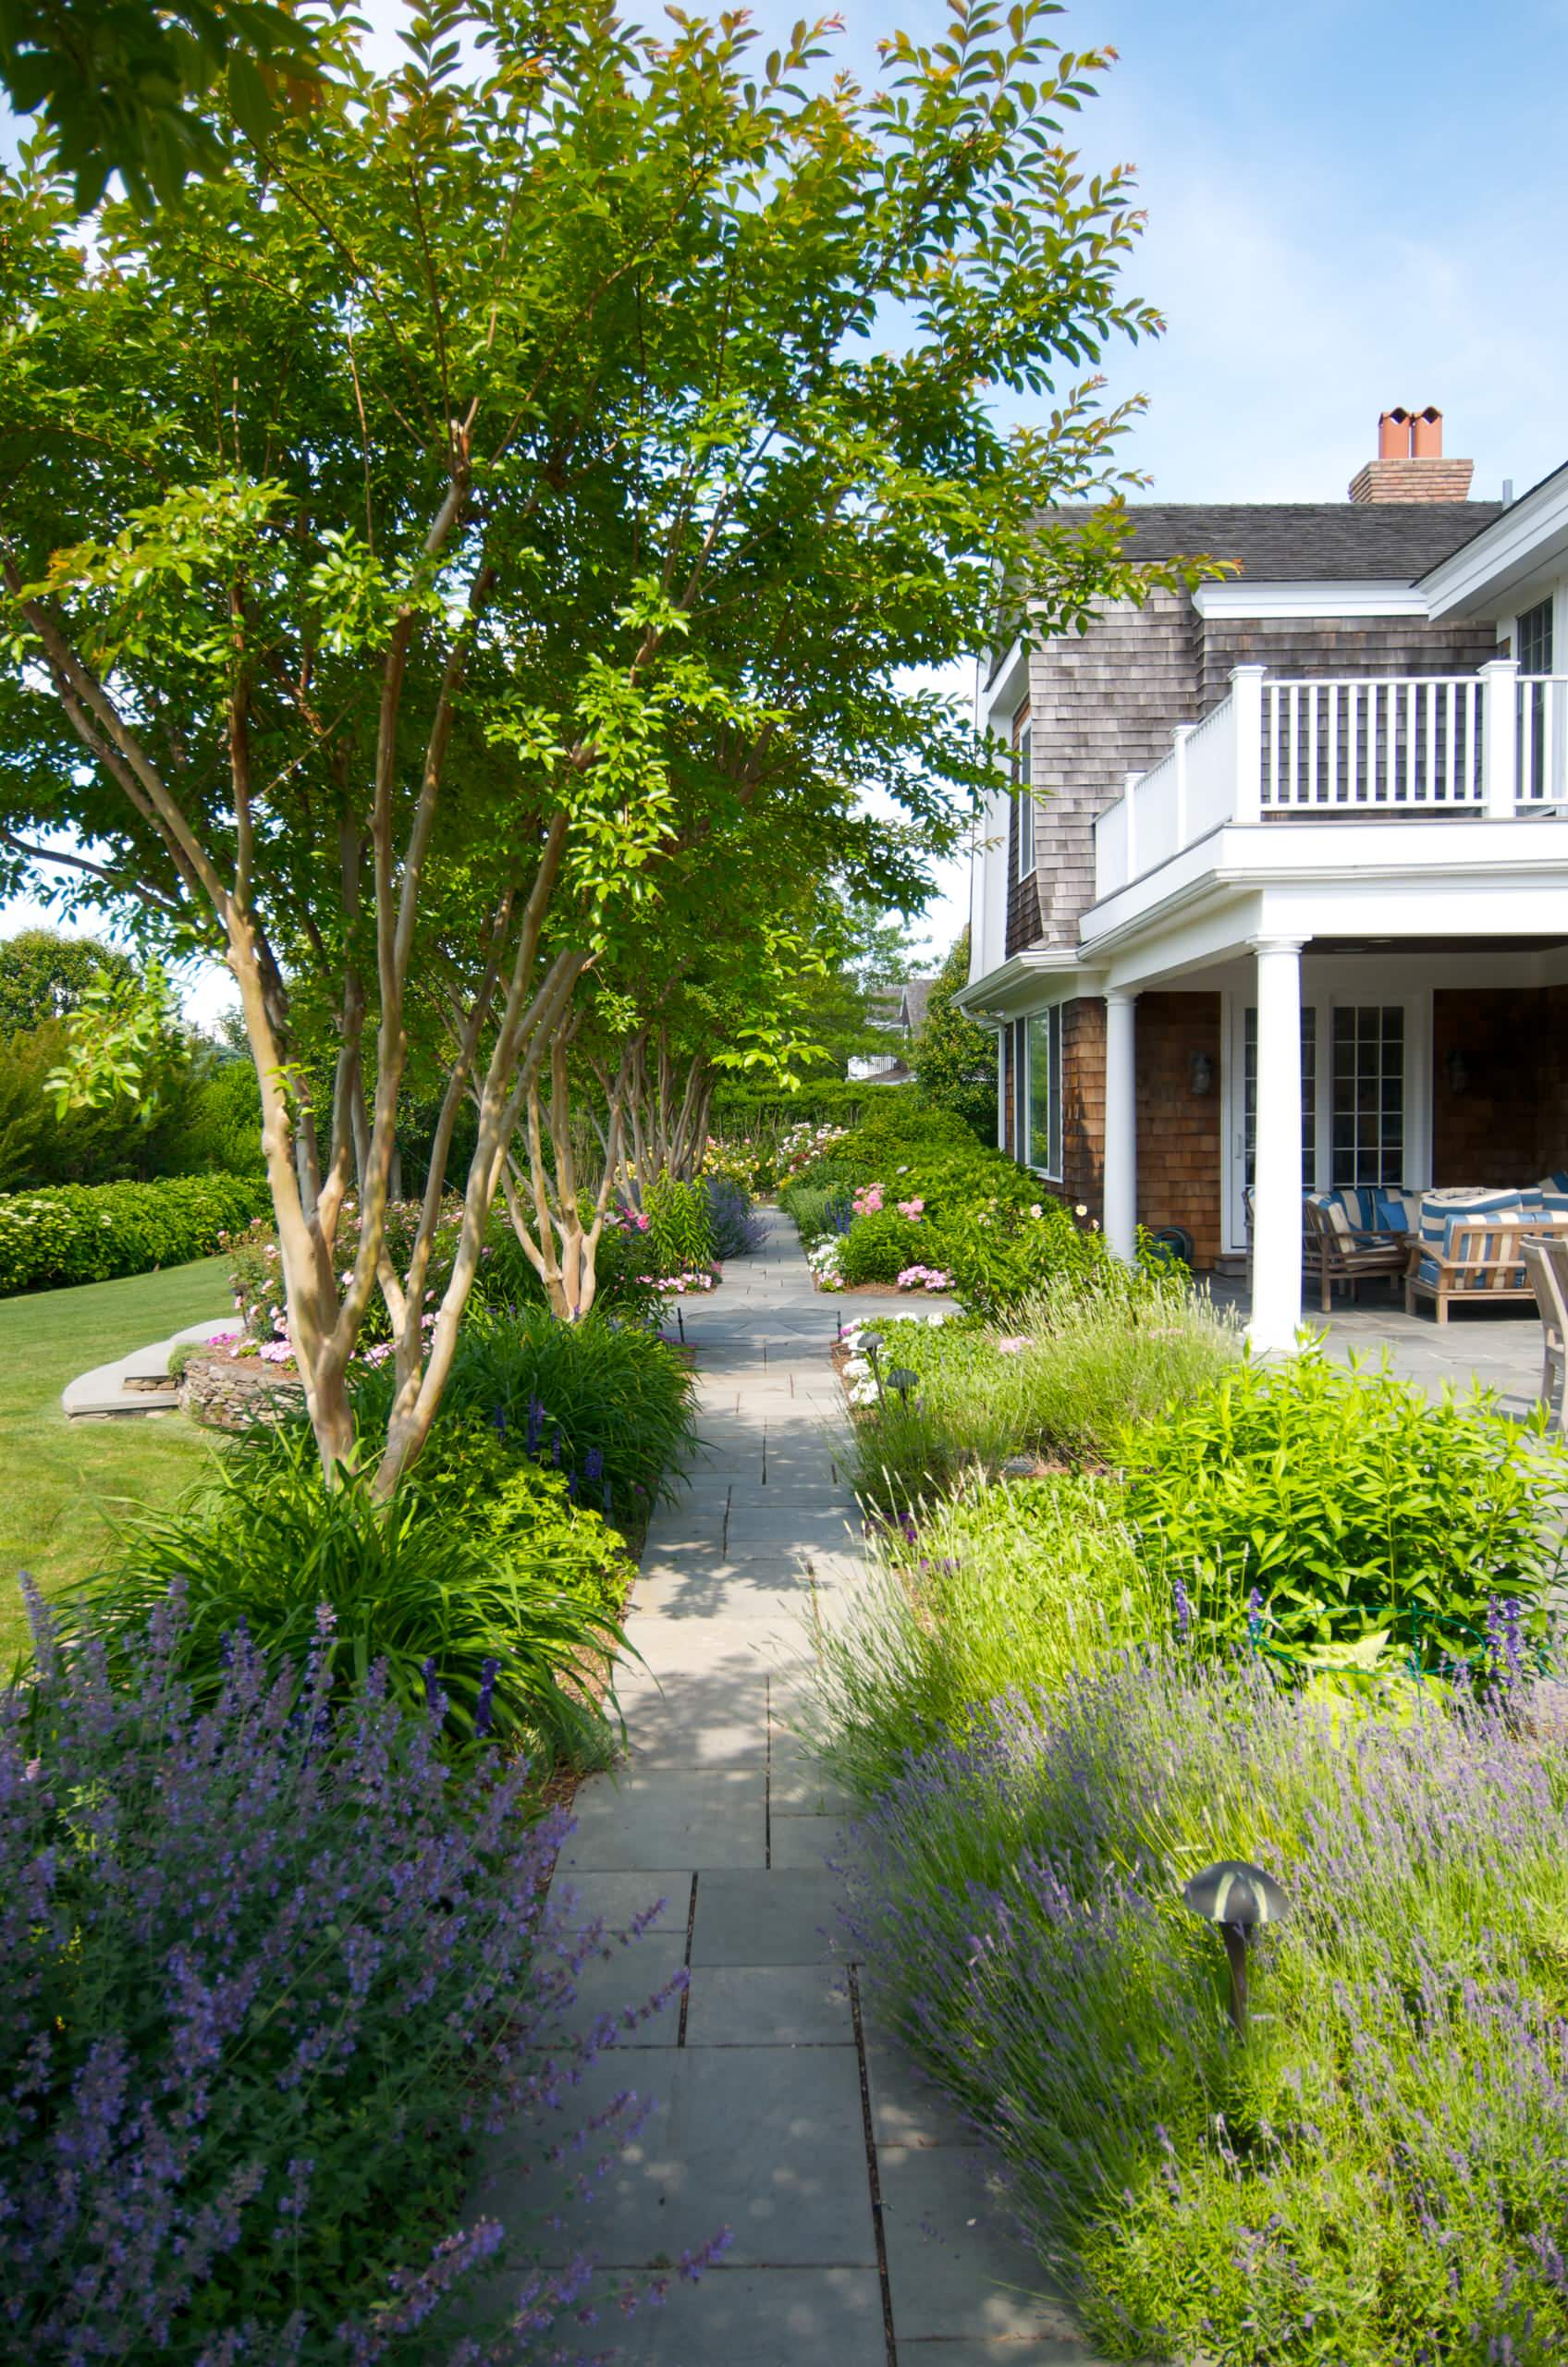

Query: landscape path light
left=1182, top=1859, right=1288, bottom=2034
left=886, top=1366, right=920, bottom=1406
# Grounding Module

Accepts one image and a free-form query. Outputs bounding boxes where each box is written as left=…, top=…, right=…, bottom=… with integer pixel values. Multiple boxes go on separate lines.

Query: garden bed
left=792, top=1097, right=1568, bottom=2362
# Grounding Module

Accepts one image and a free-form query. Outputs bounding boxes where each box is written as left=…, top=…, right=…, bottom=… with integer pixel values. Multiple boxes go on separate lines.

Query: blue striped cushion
left=1418, top=1190, right=1533, bottom=1290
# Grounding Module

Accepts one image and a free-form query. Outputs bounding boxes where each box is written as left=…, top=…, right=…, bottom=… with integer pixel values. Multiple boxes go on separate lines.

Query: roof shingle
left=1051, top=501, right=1503, bottom=583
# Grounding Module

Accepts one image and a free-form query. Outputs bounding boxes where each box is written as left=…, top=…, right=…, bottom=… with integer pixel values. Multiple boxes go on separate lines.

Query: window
left=1517, top=596, right=1554, bottom=674
left=1013, top=1007, right=1062, bottom=1177
left=1242, top=1006, right=1316, bottom=1187
left=1331, top=1003, right=1403, bottom=1187
left=1012, top=717, right=1035, bottom=881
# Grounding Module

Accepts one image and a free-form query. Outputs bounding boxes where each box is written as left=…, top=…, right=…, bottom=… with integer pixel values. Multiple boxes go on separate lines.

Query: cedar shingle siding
left=1001, top=501, right=1502, bottom=953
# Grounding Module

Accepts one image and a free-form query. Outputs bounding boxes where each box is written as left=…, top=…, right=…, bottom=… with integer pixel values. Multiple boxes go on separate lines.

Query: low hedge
left=0, top=1173, right=268, bottom=1296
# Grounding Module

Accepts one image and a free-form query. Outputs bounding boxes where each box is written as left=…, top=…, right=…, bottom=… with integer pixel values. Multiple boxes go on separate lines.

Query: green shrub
left=643, top=1172, right=717, bottom=1278
left=837, top=1206, right=927, bottom=1285
left=171, top=1056, right=265, bottom=1175
left=802, top=1473, right=1159, bottom=1800
left=349, top=1303, right=700, bottom=1526
left=1126, top=1351, right=1568, bottom=1671
left=0, top=1172, right=267, bottom=1295
left=60, top=1426, right=628, bottom=1761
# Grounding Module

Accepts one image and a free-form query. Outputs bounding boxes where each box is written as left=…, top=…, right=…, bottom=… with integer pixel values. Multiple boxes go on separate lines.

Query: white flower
left=848, top=1380, right=879, bottom=1407
left=843, top=1355, right=872, bottom=1380
left=926, top=1311, right=948, bottom=1327
left=1030, top=1203, right=1042, bottom=1219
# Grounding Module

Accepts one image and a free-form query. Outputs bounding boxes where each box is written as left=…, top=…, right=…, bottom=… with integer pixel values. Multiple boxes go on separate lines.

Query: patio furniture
left=1406, top=1196, right=1568, bottom=1323
left=1522, top=1235, right=1568, bottom=1428
left=1303, top=1192, right=1410, bottom=1312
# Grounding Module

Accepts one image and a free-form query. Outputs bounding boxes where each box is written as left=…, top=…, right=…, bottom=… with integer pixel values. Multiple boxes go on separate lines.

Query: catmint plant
left=2, top=1581, right=722, bottom=2362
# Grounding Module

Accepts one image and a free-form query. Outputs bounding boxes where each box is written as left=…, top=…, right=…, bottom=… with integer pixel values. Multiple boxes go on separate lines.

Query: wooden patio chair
left=1303, top=1194, right=1409, bottom=1313
left=1522, top=1234, right=1568, bottom=1429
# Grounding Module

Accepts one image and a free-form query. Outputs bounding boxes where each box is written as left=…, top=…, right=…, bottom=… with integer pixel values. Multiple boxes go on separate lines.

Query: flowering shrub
left=895, top=1262, right=952, bottom=1293
left=2, top=1583, right=718, bottom=2362
left=778, top=1119, right=848, bottom=1179
left=0, top=1171, right=266, bottom=1295
left=841, top=1650, right=1568, bottom=2365
left=806, top=1234, right=845, bottom=1289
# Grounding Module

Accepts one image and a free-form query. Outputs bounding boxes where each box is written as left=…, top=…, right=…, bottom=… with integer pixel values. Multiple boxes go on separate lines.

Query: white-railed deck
left=1095, top=660, right=1568, bottom=900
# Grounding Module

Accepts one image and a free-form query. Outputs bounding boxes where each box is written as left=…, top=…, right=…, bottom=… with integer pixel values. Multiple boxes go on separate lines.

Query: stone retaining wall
left=179, top=1353, right=306, bottom=1430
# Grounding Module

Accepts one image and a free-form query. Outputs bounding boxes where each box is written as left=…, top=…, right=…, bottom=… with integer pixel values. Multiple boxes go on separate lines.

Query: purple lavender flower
left=473, top=1656, right=501, bottom=1738
left=1173, top=1573, right=1192, bottom=1642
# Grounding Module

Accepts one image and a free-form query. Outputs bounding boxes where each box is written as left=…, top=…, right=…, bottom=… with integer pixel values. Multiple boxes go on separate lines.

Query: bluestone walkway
left=482, top=1211, right=1104, bottom=2364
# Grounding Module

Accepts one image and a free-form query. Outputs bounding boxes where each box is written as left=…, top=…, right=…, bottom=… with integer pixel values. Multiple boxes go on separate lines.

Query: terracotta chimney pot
left=1411, top=406, right=1443, bottom=458
left=1351, top=406, right=1472, bottom=502
left=1378, top=408, right=1413, bottom=460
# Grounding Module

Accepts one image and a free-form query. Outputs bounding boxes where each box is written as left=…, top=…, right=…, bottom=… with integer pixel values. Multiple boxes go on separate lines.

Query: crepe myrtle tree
left=0, top=0, right=1182, bottom=1494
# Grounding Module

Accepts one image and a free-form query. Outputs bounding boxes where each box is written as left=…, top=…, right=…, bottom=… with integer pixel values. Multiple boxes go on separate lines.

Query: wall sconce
left=1189, top=1051, right=1215, bottom=1097
left=1446, top=1049, right=1469, bottom=1097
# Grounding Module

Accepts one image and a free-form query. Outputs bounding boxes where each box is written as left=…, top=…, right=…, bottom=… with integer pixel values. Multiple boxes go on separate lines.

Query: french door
left=1225, top=995, right=1425, bottom=1247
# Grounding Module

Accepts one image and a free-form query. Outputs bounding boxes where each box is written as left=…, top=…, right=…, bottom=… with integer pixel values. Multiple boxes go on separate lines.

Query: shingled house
left=958, top=411, right=1568, bottom=1344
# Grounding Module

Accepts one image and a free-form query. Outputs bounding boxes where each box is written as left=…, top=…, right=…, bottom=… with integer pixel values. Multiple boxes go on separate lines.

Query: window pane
left=1242, top=1005, right=1316, bottom=1186
left=1024, top=1010, right=1060, bottom=1175
left=1329, top=1002, right=1404, bottom=1187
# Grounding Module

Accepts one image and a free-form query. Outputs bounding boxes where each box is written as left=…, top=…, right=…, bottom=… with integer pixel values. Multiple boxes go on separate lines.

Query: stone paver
left=479, top=1214, right=1103, bottom=2361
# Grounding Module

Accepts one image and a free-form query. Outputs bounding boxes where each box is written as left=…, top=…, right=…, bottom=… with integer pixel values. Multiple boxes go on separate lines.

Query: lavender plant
left=2, top=1581, right=723, bottom=2362
left=843, top=1650, right=1568, bottom=2363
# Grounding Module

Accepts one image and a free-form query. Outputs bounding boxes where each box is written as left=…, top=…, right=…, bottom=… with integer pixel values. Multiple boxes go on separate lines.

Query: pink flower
left=896, top=1198, right=925, bottom=1220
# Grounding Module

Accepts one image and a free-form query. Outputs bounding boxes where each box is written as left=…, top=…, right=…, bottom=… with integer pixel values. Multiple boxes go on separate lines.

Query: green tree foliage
left=0, top=0, right=334, bottom=210
left=913, top=930, right=999, bottom=1143
left=0, top=927, right=134, bottom=1033
left=0, top=0, right=1187, bottom=1491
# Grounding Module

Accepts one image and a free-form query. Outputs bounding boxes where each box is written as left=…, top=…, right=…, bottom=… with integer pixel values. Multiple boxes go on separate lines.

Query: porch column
left=1249, top=937, right=1305, bottom=1352
left=1103, top=988, right=1138, bottom=1263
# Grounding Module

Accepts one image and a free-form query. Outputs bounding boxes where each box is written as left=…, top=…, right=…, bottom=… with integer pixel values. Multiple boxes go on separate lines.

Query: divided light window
left=1242, top=1001, right=1404, bottom=1191
left=1012, top=717, right=1035, bottom=881
left=1013, top=1008, right=1061, bottom=1179
left=1517, top=596, right=1554, bottom=675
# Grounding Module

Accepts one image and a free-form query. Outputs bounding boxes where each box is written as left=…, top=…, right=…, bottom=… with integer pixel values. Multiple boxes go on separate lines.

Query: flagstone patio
left=476, top=1210, right=1103, bottom=2365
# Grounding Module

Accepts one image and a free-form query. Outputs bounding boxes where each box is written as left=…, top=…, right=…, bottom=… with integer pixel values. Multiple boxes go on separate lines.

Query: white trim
left=1422, top=460, right=1568, bottom=621
left=1193, top=580, right=1428, bottom=619
left=956, top=946, right=1103, bottom=1022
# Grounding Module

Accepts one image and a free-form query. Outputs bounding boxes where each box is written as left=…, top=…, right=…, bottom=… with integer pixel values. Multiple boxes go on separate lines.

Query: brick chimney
left=1349, top=406, right=1474, bottom=502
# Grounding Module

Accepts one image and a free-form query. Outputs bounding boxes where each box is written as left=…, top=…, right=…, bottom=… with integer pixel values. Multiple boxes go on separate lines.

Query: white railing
left=1262, top=676, right=1483, bottom=809
left=1518, top=675, right=1568, bottom=805
left=1093, top=659, right=1568, bottom=900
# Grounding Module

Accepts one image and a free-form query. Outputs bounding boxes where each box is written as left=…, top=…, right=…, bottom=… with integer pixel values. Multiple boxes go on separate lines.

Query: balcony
left=1093, top=660, right=1568, bottom=901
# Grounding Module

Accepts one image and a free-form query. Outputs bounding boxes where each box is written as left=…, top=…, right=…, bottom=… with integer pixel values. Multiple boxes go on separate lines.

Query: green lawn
left=0, top=1257, right=231, bottom=1666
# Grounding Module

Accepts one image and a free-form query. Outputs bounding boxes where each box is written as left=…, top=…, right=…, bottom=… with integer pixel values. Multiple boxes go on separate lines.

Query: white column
left=1249, top=938, right=1305, bottom=1352
left=1103, top=989, right=1138, bottom=1263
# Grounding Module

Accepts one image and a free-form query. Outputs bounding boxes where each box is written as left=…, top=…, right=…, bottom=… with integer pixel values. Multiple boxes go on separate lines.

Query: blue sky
left=6, top=1, right=1567, bottom=985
